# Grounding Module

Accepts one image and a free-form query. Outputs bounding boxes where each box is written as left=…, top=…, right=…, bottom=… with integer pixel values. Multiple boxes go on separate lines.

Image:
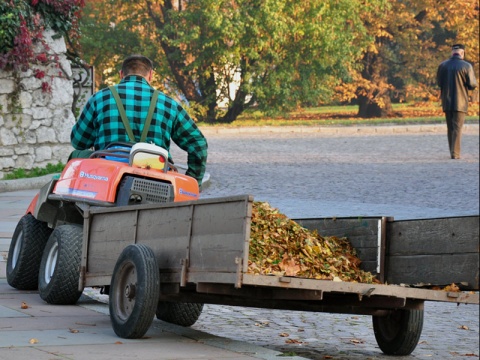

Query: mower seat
left=129, top=143, right=169, bottom=172
left=89, top=142, right=131, bottom=163
left=104, top=145, right=130, bottom=163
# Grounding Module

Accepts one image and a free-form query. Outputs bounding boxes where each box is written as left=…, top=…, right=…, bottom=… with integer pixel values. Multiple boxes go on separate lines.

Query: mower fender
left=172, top=175, right=200, bottom=202
left=27, top=179, right=58, bottom=224
left=26, top=194, right=39, bottom=216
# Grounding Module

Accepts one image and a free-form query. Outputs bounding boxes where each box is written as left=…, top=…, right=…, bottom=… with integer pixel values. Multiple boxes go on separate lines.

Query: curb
left=200, top=123, right=478, bottom=135
left=0, top=174, right=59, bottom=193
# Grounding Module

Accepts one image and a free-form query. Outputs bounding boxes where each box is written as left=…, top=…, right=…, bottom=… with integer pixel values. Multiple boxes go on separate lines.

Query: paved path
left=1, top=123, right=479, bottom=359
left=190, top=123, right=480, bottom=220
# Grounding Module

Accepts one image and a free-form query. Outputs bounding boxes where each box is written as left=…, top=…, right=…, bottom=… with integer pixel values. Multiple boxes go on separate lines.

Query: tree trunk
left=356, top=49, right=395, bottom=118
left=218, top=100, right=245, bottom=123
left=357, top=94, right=394, bottom=118
left=217, top=59, right=251, bottom=123
left=198, top=68, right=217, bottom=123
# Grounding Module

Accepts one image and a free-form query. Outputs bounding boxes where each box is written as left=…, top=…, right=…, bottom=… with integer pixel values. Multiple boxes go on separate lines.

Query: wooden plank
left=189, top=199, right=251, bottom=275
left=386, top=253, right=479, bottom=289
left=358, top=261, right=377, bottom=274
left=86, top=211, right=137, bottom=274
left=241, top=274, right=479, bottom=304
left=354, top=248, right=378, bottom=261
left=295, top=217, right=380, bottom=251
left=385, top=216, right=479, bottom=289
left=387, top=216, right=479, bottom=255
left=295, top=217, right=383, bottom=275
left=136, top=205, right=193, bottom=271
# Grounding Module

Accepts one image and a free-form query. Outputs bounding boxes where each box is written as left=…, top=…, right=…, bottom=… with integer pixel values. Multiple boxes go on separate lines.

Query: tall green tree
left=78, top=0, right=380, bottom=123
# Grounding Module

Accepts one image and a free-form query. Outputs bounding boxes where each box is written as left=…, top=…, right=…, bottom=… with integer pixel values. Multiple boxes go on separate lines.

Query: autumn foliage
left=248, top=202, right=379, bottom=284
left=0, top=0, right=84, bottom=71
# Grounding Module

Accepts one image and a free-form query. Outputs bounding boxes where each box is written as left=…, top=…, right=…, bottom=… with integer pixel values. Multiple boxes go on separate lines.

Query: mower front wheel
left=39, top=225, right=84, bottom=305
left=7, top=214, right=52, bottom=290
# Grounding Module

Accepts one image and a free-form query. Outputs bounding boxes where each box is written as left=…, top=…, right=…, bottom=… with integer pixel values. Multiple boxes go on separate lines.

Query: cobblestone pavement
left=192, top=302, right=479, bottom=360
left=2, top=124, right=478, bottom=359
left=189, top=124, right=480, bottom=220
left=170, top=124, right=479, bottom=359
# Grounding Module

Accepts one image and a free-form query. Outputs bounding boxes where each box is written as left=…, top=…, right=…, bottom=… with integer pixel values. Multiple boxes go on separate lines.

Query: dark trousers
left=445, top=111, right=465, bottom=159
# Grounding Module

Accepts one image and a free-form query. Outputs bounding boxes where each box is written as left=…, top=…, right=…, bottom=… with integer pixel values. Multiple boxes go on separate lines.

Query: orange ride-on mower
left=6, top=142, right=200, bottom=306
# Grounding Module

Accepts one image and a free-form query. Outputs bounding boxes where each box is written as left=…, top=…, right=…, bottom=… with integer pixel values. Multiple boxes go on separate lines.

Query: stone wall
left=0, top=30, right=75, bottom=179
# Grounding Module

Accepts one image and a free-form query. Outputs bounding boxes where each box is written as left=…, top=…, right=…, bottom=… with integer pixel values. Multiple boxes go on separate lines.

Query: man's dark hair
left=121, top=55, right=154, bottom=76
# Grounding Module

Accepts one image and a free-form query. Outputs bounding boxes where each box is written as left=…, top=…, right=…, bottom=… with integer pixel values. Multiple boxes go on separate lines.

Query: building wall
left=0, top=30, right=75, bottom=179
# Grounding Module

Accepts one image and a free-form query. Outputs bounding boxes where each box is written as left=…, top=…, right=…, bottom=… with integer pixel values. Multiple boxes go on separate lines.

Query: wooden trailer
left=71, top=194, right=479, bottom=356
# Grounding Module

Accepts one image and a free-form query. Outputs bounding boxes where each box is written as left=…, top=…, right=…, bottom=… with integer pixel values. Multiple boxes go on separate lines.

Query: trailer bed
left=80, top=195, right=479, bottom=310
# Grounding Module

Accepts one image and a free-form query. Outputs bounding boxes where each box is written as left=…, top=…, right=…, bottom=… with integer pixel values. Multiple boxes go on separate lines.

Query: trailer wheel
left=372, top=308, right=424, bottom=355
left=109, top=244, right=160, bottom=339
left=156, top=301, right=204, bottom=327
left=7, top=214, right=52, bottom=290
left=38, top=225, right=83, bottom=305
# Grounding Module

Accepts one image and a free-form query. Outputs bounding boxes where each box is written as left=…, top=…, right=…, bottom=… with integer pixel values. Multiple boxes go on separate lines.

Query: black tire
left=109, top=244, right=160, bottom=339
left=38, top=225, right=84, bottom=305
left=156, top=301, right=204, bottom=327
left=7, top=214, right=52, bottom=290
left=372, top=308, right=424, bottom=355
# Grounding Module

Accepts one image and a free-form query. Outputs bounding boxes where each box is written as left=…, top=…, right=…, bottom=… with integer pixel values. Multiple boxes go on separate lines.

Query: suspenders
left=109, top=86, right=159, bottom=143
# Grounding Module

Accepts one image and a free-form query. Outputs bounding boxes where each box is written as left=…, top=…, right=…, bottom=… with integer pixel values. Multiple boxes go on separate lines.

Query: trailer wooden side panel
left=387, top=216, right=479, bottom=254
left=386, top=216, right=479, bottom=289
left=295, top=217, right=385, bottom=276
left=188, top=199, right=252, bottom=275
left=83, top=195, right=253, bottom=286
left=296, top=216, right=479, bottom=290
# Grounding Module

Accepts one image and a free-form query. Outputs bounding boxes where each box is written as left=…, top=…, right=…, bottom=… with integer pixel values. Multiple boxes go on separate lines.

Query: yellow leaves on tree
left=248, top=202, right=379, bottom=284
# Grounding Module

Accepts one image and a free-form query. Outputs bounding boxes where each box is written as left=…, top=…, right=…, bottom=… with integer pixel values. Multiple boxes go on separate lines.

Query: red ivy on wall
left=0, top=0, right=85, bottom=89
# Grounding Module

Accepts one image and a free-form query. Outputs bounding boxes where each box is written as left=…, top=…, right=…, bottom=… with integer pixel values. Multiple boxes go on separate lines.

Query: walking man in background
left=437, top=44, right=478, bottom=159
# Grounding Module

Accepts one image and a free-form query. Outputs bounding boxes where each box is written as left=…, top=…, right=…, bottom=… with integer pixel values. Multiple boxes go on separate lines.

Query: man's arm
left=71, top=96, right=97, bottom=150
left=466, top=63, right=478, bottom=90
left=171, top=106, right=208, bottom=186
left=436, top=63, right=444, bottom=89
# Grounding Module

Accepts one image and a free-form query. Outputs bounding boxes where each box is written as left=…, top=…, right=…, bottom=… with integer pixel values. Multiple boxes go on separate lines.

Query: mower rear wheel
left=7, top=214, right=52, bottom=290
left=156, top=301, right=204, bottom=327
left=373, top=308, right=424, bottom=355
left=109, top=244, right=160, bottom=339
left=38, top=225, right=84, bottom=305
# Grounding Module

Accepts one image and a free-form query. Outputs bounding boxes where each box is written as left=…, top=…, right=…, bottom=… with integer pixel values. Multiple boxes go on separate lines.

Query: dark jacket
left=437, top=55, right=477, bottom=112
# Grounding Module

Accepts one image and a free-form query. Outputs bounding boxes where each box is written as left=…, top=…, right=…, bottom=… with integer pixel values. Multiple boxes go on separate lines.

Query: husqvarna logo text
left=80, top=171, right=109, bottom=182
left=179, top=188, right=198, bottom=198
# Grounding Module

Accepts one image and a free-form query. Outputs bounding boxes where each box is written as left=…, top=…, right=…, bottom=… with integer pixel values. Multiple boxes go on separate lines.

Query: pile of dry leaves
left=248, top=202, right=379, bottom=284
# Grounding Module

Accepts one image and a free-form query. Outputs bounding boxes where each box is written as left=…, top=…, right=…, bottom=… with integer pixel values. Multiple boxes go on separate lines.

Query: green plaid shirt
left=71, top=75, right=208, bottom=184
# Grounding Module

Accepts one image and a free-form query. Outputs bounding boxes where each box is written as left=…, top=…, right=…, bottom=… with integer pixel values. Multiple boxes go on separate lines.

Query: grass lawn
left=198, top=102, right=479, bottom=127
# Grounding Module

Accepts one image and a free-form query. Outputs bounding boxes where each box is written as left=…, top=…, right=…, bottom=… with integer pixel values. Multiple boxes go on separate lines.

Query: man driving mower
left=70, top=54, right=208, bottom=186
